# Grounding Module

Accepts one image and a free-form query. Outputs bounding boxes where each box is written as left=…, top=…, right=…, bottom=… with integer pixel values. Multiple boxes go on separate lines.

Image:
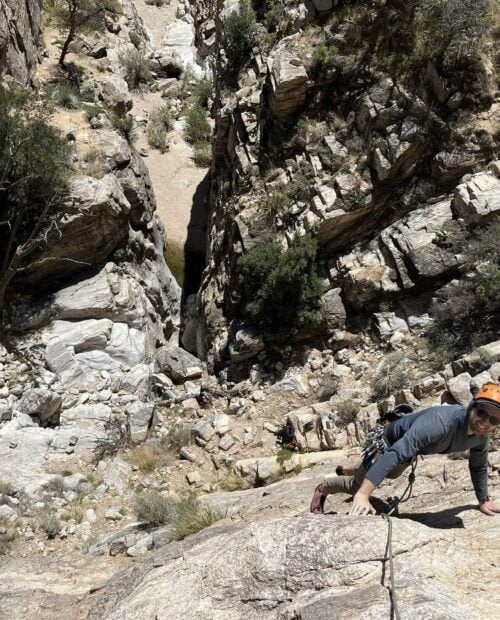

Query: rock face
left=87, top=515, right=475, bottom=620
left=268, top=52, right=308, bottom=121
left=0, top=0, right=42, bottom=86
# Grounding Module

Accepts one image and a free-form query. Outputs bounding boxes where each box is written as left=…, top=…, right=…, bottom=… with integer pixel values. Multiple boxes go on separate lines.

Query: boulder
left=100, top=74, right=132, bottom=113
left=125, top=401, right=156, bottom=443
left=161, top=21, right=203, bottom=78
left=95, top=130, right=132, bottom=171
left=269, top=53, right=308, bottom=121
left=372, top=312, right=409, bottom=339
left=447, top=373, right=473, bottom=405
left=337, top=199, right=457, bottom=308
left=0, top=0, right=42, bottom=86
left=17, top=389, right=62, bottom=425
left=156, top=346, right=202, bottom=383
left=452, top=172, right=500, bottom=225
left=229, top=328, right=265, bottom=362
left=20, top=175, right=131, bottom=285
left=321, top=288, right=346, bottom=329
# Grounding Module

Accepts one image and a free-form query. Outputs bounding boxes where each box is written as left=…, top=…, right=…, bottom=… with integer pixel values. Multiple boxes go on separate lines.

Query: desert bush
left=145, top=0, right=167, bottom=5
left=146, top=120, right=168, bottom=152
left=371, top=352, right=410, bottom=399
left=50, top=83, right=80, bottom=109
left=193, top=140, right=212, bottom=167
left=110, top=111, right=136, bottom=141
left=427, top=218, right=500, bottom=357
left=0, top=481, right=15, bottom=497
left=264, top=0, right=286, bottom=32
left=265, top=187, right=288, bottom=217
left=336, top=399, right=360, bottom=425
left=129, top=31, right=142, bottom=49
left=312, top=44, right=338, bottom=69
left=414, top=0, right=490, bottom=62
left=134, top=491, right=176, bottom=525
left=122, top=49, right=153, bottom=91
left=168, top=495, right=225, bottom=541
left=0, top=520, right=17, bottom=555
left=43, top=476, right=66, bottom=498
left=39, top=511, right=62, bottom=538
left=184, top=105, right=211, bottom=143
left=80, top=148, right=105, bottom=178
left=194, top=79, right=213, bottom=108
left=62, top=503, right=84, bottom=523
left=50, top=0, right=119, bottom=66
left=276, top=448, right=294, bottom=466
left=131, top=444, right=165, bottom=473
left=163, top=424, right=193, bottom=451
left=237, top=235, right=323, bottom=339
left=164, top=240, right=185, bottom=286
left=218, top=466, right=250, bottom=491
left=224, top=0, right=257, bottom=78
left=147, top=105, right=174, bottom=152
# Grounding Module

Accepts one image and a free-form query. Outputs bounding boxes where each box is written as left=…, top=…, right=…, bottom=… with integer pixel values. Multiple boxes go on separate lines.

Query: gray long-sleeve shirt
left=365, top=405, right=489, bottom=501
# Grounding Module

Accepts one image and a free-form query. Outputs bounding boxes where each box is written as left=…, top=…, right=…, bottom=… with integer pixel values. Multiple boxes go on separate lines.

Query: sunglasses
left=476, top=408, right=500, bottom=426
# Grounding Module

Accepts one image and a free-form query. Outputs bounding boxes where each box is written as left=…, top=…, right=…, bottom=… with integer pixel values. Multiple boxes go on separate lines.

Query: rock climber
left=310, top=382, right=500, bottom=517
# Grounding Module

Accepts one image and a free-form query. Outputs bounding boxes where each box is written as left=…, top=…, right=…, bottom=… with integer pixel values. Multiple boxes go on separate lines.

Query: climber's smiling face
left=469, top=403, right=500, bottom=435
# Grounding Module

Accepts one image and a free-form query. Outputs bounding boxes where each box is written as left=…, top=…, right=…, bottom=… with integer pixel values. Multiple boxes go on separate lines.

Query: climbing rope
left=381, top=457, right=418, bottom=620
left=387, top=457, right=418, bottom=516
left=381, top=513, right=400, bottom=620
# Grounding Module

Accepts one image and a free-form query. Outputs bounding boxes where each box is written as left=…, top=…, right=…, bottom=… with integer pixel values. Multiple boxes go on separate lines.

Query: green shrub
left=39, top=511, right=62, bottom=539
left=110, top=112, right=136, bottom=142
left=164, top=240, right=185, bottom=286
left=43, top=476, right=66, bottom=498
left=476, top=263, right=500, bottom=302
left=266, top=187, right=288, bottom=217
left=237, top=235, right=323, bottom=339
left=147, top=105, right=174, bottom=152
left=184, top=105, right=211, bottom=143
left=134, top=491, right=224, bottom=537
left=276, top=448, right=294, bottom=466
left=427, top=218, right=500, bottom=357
left=80, top=148, right=105, bottom=178
left=312, top=44, right=338, bottom=69
left=62, top=503, right=84, bottom=523
left=146, top=119, right=168, bottom=152
left=371, top=352, right=410, bottom=399
left=224, top=0, right=257, bottom=77
left=145, top=0, right=167, bottom=5
left=163, top=424, right=193, bottom=450
left=336, top=399, right=360, bottom=425
left=0, top=520, right=17, bottom=555
left=193, top=140, right=212, bottom=167
left=168, top=495, right=225, bottom=541
left=218, top=466, right=250, bottom=491
left=51, top=83, right=81, bottom=109
left=0, top=481, right=15, bottom=497
left=122, top=49, right=153, bottom=91
left=134, top=491, right=176, bottom=525
left=264, top=0, right=286, bottom=32
left=131, top=443, right=166, bottom=473
left=194, top=79, right=213, bottom=108
left=129, top=31, right=142, bottom=49
left=83, top=103, right=106, bottom=122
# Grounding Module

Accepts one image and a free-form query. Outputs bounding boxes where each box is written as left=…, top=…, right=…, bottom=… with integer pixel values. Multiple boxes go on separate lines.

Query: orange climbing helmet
left=474, top=382, right=500, bottom=411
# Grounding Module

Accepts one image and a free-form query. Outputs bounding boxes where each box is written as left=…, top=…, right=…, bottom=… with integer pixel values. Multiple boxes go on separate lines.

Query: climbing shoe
left=309, top=484, right=326, bottom=514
